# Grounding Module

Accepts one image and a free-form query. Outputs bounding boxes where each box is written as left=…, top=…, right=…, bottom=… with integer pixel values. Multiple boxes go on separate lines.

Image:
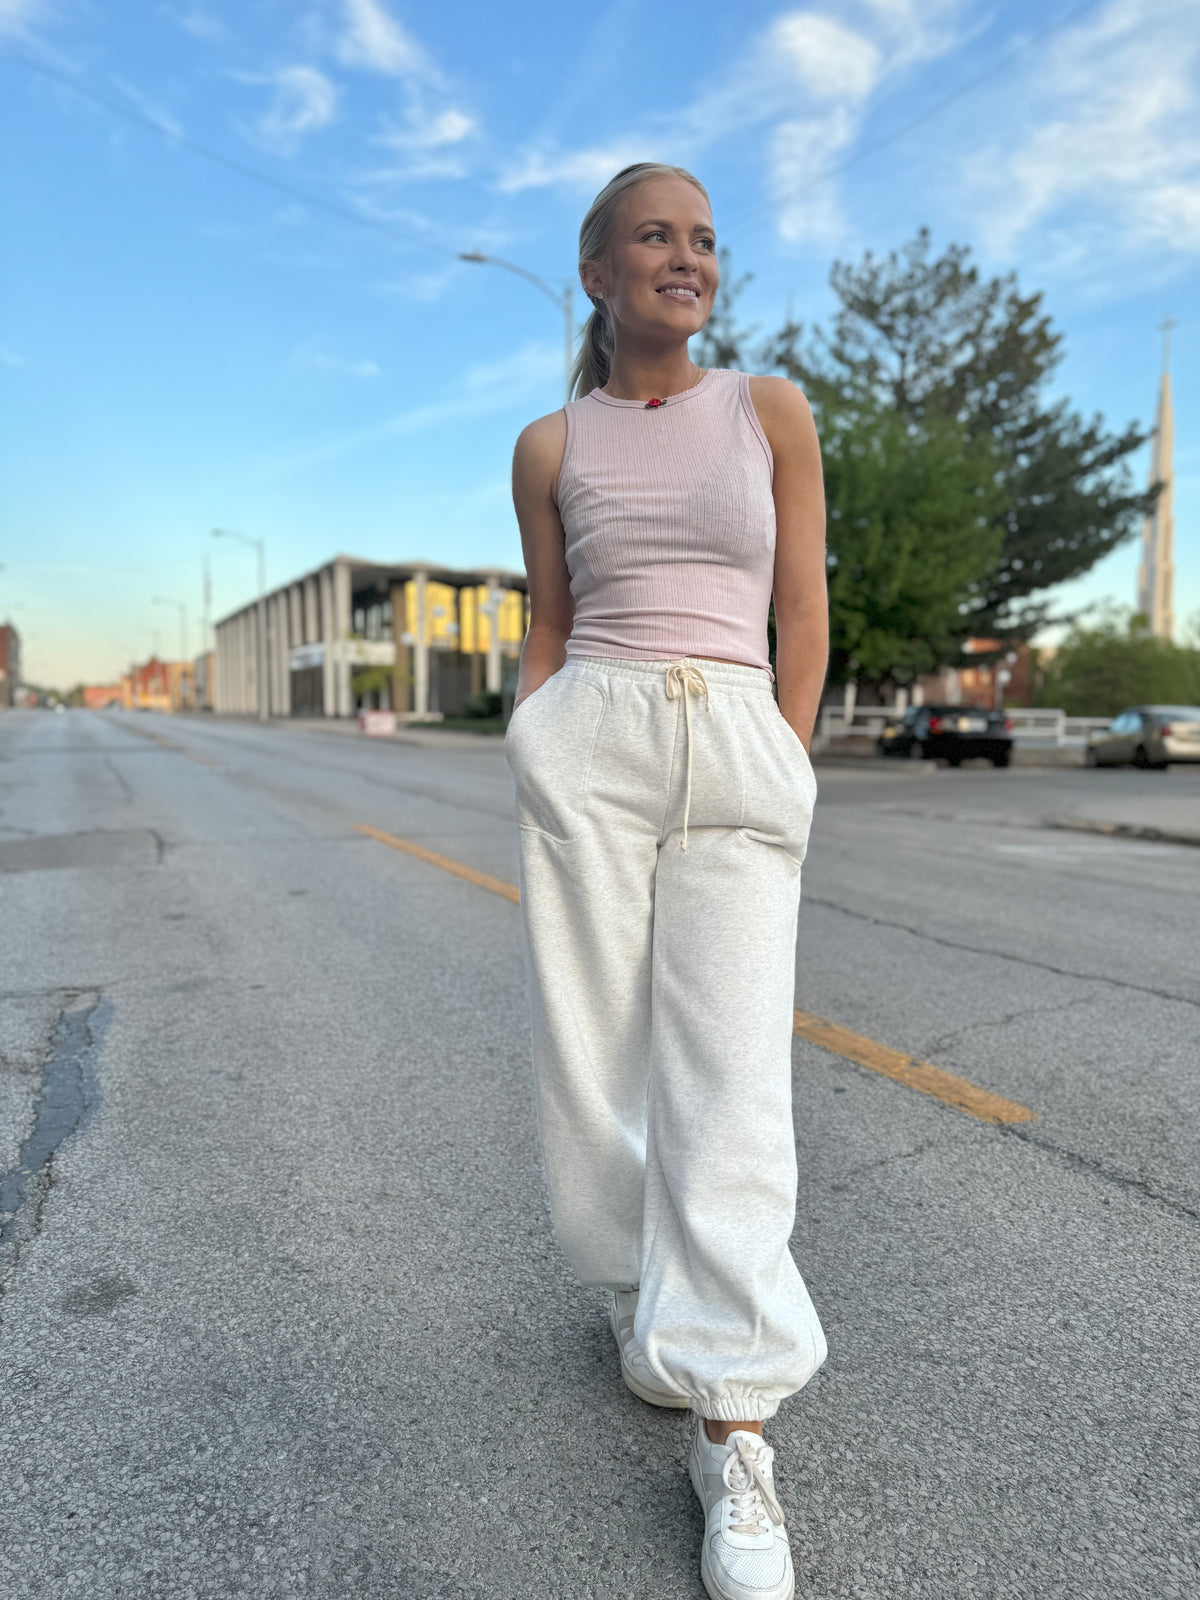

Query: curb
left=1050, top=816, right=1200, bottom=850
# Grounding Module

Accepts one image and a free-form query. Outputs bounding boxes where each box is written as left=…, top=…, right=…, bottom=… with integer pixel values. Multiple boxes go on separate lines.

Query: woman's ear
left=580, top=260, right=605, bottom=301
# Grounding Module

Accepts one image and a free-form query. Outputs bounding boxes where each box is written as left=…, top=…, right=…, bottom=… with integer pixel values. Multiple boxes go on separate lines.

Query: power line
left=725, top=0, right=1107, bottom=233
left=6, top=46, right=458, bottom=260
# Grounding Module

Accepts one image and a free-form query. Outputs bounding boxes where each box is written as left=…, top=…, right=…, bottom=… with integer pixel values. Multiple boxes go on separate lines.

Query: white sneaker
left=609, top=1289, right=690, bottom=1408
left=688, top=1421, right=795, bottom=1600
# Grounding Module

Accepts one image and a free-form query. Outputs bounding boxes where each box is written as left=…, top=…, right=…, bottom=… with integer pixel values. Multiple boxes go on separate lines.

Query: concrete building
left=213, top=556, right=528, bottom=720
left=0, top=623, right=20, bottom=708
left=192, top=651, right=215, bottom=712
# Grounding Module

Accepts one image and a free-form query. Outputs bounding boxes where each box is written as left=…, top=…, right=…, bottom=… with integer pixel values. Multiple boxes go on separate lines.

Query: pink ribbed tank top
left=557, top=368, right=776, bottom=673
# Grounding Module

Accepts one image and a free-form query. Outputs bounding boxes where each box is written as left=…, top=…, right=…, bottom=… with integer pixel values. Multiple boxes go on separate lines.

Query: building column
left=483, top=573, right=502, bottom=694
left=332, top=560, right=353, bottom=717
left=465, top=587, right=482, bottom=697
left=319, top=566, right=335, bottom=717
left=303, top=576, right=318, bottom=644
left=273, top=591, right=289, bottom=715
left=281, top=591, right=294, bottom=716
left=245, top=610, right=257, bottom=715
left=214, top=625, right=225, bottom=713
left=391, top=581, right=412, bottom=714
left=412, top=571, right=430, bottom=716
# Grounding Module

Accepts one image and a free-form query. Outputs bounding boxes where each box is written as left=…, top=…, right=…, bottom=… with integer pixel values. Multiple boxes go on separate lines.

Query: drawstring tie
left=664, top=662, right=712, bottom=851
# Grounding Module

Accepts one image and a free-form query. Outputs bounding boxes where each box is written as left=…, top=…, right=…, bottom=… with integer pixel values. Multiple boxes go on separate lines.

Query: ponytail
left=568, top=161, right=710, bottom=402
left=570, top=298, right=616, bottom=400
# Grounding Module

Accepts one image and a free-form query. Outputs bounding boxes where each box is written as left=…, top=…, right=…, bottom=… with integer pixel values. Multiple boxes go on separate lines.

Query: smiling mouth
left=657, top=285, right=700, bottom=302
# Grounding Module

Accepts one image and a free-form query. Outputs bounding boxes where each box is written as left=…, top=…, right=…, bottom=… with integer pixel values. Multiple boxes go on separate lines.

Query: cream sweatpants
left=506, top=655, right=827, bottom=1421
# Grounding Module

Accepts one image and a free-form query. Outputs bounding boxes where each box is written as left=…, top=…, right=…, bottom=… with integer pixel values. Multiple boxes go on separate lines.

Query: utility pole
left=459, top=252, right=575, bottom=400
left=152, top=597, right=189, bottom=709
left=201, top=554, right=212, bottom=710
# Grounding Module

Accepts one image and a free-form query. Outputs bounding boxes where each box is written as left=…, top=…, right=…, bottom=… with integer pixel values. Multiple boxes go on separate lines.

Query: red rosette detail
left=645, top=397, right=663, bottom=408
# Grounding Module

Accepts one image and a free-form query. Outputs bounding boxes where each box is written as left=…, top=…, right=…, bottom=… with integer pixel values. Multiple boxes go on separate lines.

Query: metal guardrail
left=816, top=705, right=1111, bottom=751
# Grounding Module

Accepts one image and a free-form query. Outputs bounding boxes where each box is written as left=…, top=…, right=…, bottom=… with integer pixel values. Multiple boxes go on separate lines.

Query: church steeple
left=1137, top=316, right=1176, bottom=639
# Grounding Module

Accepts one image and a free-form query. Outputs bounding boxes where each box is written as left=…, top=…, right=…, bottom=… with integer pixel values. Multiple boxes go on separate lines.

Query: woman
left=507, top=162, right=828, bottom=1600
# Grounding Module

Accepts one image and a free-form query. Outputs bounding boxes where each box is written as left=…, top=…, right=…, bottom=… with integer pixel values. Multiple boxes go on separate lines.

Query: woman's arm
left=750, top=376, right=829, bottom=752
left=511, top=411, right=573, bottom=709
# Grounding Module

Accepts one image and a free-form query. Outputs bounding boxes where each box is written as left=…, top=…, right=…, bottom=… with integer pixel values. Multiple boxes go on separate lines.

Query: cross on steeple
left=1159, top=313, right=1178, bottom=374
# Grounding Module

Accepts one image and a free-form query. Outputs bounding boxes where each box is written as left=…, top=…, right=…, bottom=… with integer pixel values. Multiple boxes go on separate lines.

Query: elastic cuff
left=691, top=1395, right=780, bottom=1424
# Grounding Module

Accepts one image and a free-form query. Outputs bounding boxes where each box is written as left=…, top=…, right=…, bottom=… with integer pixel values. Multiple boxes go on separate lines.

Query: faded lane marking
left=356, top=823, right=1036, bottom=1123
left=101, top=714, right=222, bottom=767
left=356, top=824, right=521, bottom=904
left=793, top=1008, right=1035, bottom=1125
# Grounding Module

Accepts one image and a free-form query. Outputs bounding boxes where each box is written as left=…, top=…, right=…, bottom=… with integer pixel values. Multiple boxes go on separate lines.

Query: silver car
left=1085, top=705, right=1200, bottom=769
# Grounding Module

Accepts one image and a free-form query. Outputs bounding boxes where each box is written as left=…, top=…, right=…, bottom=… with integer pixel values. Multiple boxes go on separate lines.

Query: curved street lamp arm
left=459, top=252, right=569, bottom=312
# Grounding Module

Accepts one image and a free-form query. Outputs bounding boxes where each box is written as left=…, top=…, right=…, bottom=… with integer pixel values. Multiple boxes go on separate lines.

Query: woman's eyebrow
left=632, top=217, right=717, bottom=233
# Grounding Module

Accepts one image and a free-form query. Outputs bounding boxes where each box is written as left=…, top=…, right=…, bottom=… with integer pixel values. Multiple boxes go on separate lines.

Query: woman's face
left=584, top=175, right=718, bottom=347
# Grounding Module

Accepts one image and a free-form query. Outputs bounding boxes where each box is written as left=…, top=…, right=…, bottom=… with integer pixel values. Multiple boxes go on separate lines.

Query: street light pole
left=212, top=528, right=268, bottom=722
left=459, top=252, right=575, bottom=400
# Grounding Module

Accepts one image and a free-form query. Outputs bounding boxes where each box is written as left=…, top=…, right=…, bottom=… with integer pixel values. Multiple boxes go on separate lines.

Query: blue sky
left=2, top=0, right=1198, bottom=687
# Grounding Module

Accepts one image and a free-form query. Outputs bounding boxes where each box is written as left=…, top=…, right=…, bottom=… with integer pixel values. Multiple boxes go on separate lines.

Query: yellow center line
left=356, top=822, right=1035, bottom=1126
left=356, top=823, right=521, bottom=903
left=793, top=1007, right=1034, bottom=1125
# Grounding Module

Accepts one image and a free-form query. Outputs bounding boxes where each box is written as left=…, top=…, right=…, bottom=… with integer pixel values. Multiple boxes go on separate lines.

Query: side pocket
left=774, top=706, right=815, bottom=780
left=508, top=677, right=607, bottom=842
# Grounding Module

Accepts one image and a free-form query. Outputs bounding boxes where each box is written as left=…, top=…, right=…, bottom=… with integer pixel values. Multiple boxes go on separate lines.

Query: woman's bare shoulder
left=514, top=408, right=568, bottom=475
left=747, top=374, right=812, bottom=425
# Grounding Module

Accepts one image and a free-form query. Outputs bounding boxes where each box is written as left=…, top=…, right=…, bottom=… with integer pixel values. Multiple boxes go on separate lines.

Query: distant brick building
left=0, top=623, right=20, bottom=708
left=918, top=640, right=1035, bottom=709
left=83, top=684, right=127, bottom=710
left=128, top=657, right=172, bottom=712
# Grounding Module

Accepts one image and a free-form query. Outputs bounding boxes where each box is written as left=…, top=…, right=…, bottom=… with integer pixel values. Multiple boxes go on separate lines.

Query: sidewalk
left=1047, top=795, right=1200, bottom=848
left=277, top=715, right=504, bottom=752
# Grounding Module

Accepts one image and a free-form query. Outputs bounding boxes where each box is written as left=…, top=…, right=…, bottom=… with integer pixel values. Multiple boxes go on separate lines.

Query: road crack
left=921, top=992, right=1101, bottom=1060
left=804, top=896, right=1199, bottom=1010
left=0, top=992, right=110, bottom=1317
left=999, top=1123, right=1200, bottom=1225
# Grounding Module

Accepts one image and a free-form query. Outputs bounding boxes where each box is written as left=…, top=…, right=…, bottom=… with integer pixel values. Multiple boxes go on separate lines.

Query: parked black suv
left=878, top=705, right=1013, bottom=767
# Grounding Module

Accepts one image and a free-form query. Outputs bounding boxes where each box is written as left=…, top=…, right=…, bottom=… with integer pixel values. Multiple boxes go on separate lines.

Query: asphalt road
left=1, top=709, right=1197, bottom=1600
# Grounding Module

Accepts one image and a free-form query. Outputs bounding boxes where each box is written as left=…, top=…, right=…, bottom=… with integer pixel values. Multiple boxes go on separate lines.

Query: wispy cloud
left=334, top=0, right=436, bottom=83
left=111, top=76, right=184, bottom=141
left=494, top=1, right=967, bottom=243
left=0, top=0, right=49, bottom=39
left=379, top=262, right=465, bottom=303
left=326, top=0, right=478, bottom=187
left=956, top=0, right=1200, bottom=284
left=497, top=139, right=657, bottom=196
left=267, top=340, right=561, bottom=476
left=364, top=103, right=477, bottom=183
left=234, top=65, right=338, bottom=156
left=165, top=3, right=225, bottom=42
left=292, top=340, right=382, bottom=378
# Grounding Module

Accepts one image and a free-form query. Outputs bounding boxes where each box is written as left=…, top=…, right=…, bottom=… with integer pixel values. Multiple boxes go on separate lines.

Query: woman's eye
left=642, top=230, right=667, bottom=242
left=697, top=237, right=715, bottom=252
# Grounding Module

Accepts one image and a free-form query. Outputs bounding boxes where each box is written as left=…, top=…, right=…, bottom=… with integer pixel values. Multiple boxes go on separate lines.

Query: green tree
left=1037, top=611, right=1200, bottom=716
left=760, top=231, right=1155, bottom=641
left=822, top=400, right=1002, bottom=686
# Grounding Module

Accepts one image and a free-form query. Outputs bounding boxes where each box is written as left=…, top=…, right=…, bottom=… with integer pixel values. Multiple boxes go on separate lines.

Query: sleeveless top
left=557, top=368, right=776, bottom=674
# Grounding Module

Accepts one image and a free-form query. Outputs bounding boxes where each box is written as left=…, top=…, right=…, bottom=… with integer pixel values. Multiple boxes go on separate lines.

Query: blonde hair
left=569, top=162, right=711, bottom=401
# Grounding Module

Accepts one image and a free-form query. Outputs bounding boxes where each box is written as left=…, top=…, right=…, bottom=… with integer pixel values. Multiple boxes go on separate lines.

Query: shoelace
left=722, top=1436, right=786, bottom=1537
left=664, top=662, right=712, bottom=851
